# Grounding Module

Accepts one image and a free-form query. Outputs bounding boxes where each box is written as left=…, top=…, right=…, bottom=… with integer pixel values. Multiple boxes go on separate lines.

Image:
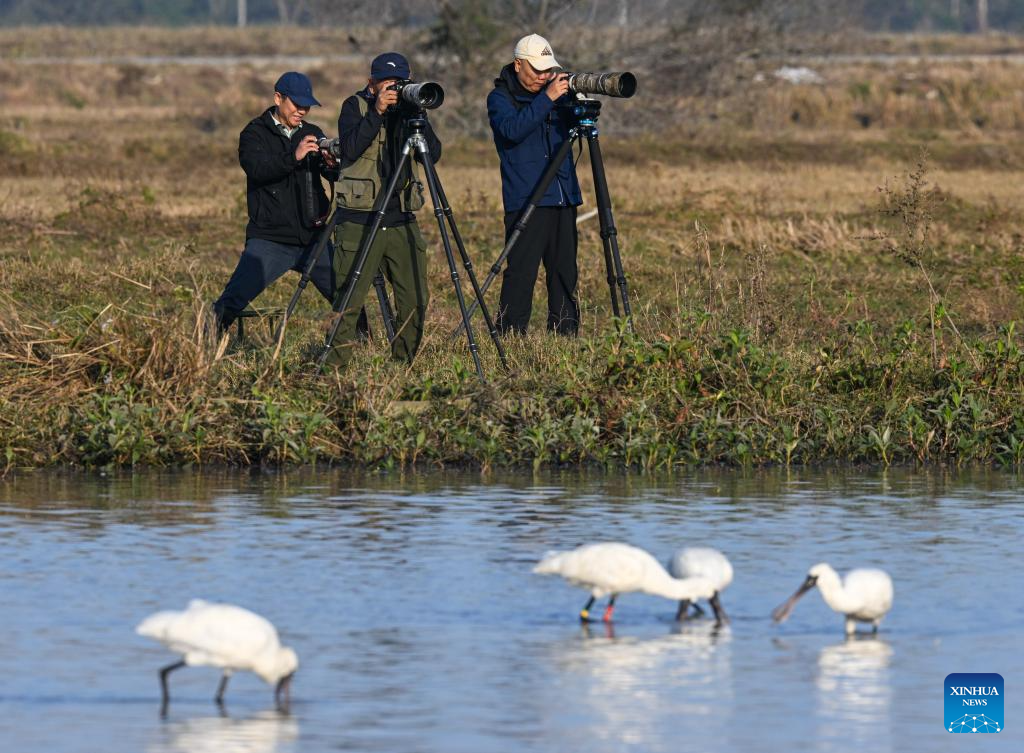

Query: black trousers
left=497, top=205, right=579, bottom=335
left=212, top=236, right=369, bottom=336
left=213, top=237, right=334, bottom=329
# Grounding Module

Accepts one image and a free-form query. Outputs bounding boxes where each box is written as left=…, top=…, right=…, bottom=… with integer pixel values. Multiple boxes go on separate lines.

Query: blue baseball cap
left=274, top=71, right=320, bottom=107
left=370, top=52, right=411, bottom=81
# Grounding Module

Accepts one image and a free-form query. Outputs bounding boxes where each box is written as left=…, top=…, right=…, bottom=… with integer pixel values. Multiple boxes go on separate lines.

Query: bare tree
left=977, top=0, right=989, bottom=32
left=207, top=0, right=230, bottom=23
left=275, top=0, right=310, bottom=24
left=238, top=0, right=246, bottom=27
left=305, top=0, right=413, bottom=24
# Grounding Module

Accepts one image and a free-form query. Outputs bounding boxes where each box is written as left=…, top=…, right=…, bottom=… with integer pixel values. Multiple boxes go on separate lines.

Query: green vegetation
left=2, top=29, right=1024, bottom=472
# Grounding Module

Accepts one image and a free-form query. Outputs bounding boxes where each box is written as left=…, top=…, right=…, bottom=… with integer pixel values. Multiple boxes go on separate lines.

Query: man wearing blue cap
left=325, top=52, right=442, bottom=367
left=213, top=71, right=340, bottom=334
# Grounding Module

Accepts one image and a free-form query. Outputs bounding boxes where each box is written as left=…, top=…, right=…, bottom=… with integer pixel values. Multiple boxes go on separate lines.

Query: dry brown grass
left=3, top=28, right=1024, bottom=469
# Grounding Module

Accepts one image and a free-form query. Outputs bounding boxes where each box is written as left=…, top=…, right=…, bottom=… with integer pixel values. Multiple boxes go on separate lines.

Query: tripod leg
left=414, top=144, right=486, bottom=382
left=275, top=209, right=341, bottom=343
left=318, top=147, right=414, bottom=369
left=450, top=133, right=578, bottom=339
left=430, top=173, right=508, bottom=371
left=585, top=130, right=633, bottom=330
left=372, top=270, right=397, bottom=342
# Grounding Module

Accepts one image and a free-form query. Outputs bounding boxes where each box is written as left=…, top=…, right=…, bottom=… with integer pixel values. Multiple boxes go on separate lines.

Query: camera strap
left=302, top=152, right=333, bottom=228
left=313, top=181, right=334, bottom=228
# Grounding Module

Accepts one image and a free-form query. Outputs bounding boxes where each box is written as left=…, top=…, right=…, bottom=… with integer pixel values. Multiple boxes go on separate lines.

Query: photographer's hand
left=546, top=73, right=570, bottom=102
left=320, top=147, right=337, bottom=168
left=375, top=87, right=399, bottom=115
left=294, top=134, right=319, bottom=161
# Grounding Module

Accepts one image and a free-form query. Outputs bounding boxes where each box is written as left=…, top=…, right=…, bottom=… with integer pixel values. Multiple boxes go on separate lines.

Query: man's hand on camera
left=375, top=87, right=399, bottom=115
left=546, top=73, right=570, bottom=102
left=320, top=147, right=337, bottom=168
left=294, top=134, right=320, bottom=161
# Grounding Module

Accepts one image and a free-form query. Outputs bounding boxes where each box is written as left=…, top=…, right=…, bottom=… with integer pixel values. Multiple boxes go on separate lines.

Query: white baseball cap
left=514, top=34, right=561, bottom=71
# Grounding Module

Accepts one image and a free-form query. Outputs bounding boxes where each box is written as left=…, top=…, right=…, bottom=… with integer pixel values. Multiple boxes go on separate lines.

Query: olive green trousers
left=325, top=221, right=429, bottom=367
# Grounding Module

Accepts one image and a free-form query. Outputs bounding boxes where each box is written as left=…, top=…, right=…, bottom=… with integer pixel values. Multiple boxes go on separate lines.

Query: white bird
left=772, top=563, right=894, bottom=635
left=534, top=542, right=716, bottom=623
left=667, top=547, right=734, bottom=624
left=136, top=600, right=298, bottom=711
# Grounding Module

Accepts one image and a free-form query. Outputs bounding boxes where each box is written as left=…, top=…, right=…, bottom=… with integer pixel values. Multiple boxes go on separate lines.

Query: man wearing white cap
left=487, top=34, right=582, bottom=336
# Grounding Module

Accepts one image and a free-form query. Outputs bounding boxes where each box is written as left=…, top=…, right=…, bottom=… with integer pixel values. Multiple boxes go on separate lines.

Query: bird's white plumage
left=773, top=563, right=894, bottom=634
left=136, top=600, right=297, bottom=684
left=813, top=564, right=893, bottom=623
left=667, top=547, right=734, bottom=593
left=534, top=542, right=715, bottom=602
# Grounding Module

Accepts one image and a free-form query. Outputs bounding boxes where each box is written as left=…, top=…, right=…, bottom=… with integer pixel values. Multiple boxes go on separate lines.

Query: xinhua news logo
left=945, top=673, right=1003, bottom=734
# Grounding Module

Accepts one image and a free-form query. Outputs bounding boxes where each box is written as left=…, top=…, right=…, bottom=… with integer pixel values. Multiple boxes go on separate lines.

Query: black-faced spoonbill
left=666, top=547, right=733, bottom=625
left=534, top=542, right=716, bottom=622
left=136, top=600, right=298, bottom=712
left=771, top=563, right=894, bottom=635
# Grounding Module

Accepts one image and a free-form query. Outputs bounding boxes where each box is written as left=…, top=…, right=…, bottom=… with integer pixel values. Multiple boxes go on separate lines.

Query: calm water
left=0, top=468, right=1021, bottom=753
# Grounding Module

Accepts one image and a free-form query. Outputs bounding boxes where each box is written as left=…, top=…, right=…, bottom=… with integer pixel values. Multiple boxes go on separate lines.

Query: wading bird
left=772, top=563, right=893, bottom=635
left=667, top=547, right=733, bottom=624
left=534, top=542, right=716, bottom=623
left=136, top=600, right=298, bottom=712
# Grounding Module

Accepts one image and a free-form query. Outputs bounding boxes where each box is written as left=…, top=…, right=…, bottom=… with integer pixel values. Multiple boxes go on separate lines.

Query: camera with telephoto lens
left=386, top=79, right=445, bottom=111
left=565, top=71, right=637, bottom=99
left=317, top=136, right=341, bottom=159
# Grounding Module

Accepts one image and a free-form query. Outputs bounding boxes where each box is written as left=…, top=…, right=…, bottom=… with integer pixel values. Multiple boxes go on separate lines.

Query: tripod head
left=559, top=97, right=603, bottom=135
left=402, top=113, right=428, bottom=133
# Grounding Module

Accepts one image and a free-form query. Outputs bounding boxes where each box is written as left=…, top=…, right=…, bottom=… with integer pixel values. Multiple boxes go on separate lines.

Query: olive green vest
left=336, top=95, right=425, bottom=213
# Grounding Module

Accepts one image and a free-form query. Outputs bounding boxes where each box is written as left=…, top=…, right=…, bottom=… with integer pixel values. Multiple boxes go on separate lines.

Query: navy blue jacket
left=487, top=64, right=582, bottom=214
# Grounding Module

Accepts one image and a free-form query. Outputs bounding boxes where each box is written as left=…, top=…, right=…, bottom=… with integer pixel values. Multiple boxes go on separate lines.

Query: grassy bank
left=2, top=28, right=1024, bottom=471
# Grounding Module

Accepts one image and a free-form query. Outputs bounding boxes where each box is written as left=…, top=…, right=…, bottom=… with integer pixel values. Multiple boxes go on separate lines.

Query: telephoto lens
left=397, top=81, right=445, bottom=110
left=566, top=71, right=637, bottom=98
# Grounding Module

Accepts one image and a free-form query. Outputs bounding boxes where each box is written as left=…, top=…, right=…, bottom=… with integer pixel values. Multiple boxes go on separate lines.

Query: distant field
left=2, top=27, right=1024, bottom=470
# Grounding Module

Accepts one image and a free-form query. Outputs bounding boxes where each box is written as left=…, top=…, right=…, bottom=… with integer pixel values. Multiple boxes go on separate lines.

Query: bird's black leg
left=602, top=595, right=617, bottom=623
left=159, top=660, right=186, bottom=714
left=690, top=602, right=706, bottom=617
left=580, top=596, right=596, bottom=622
left=676, top=599, right=692, bottom=622
left=709, top=592, right=729, bottom=626
left=215, top=672, right=231, bottom=705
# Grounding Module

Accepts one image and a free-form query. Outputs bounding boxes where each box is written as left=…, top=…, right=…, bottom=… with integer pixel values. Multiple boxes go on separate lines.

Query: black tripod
left=455, top=97, right=632, bottom=337
left=273, top=209, right=397, bottom=346
left=317, top=114, right=507, bottom=380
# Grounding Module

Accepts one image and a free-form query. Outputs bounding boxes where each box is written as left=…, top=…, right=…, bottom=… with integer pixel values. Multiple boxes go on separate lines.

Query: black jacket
left=239, top=107, right=339, bottom=245
left=336, top=90, right=442, bottom=225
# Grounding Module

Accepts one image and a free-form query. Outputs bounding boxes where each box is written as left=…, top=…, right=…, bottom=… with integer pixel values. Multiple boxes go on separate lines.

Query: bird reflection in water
left=545, top=621, right=734, bottom=750
left=147, top=709, right=299, bottom=753
left=816, top=636, right=893, bottom=749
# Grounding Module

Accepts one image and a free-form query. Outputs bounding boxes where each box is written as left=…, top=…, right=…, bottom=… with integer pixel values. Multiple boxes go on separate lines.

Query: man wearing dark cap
left=325, top=52, right=442, bottom=368
left=212, top=71, right=339, bottom=334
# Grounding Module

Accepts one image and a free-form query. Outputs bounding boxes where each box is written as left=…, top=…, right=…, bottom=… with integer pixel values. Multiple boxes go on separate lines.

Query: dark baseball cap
left=370, top=52, right=411, bottom=81
left=274, top=71, right=320, bottom=107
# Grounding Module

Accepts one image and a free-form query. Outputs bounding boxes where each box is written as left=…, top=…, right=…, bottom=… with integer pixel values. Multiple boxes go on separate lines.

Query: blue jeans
left=213, top=236, right=334, bottom=329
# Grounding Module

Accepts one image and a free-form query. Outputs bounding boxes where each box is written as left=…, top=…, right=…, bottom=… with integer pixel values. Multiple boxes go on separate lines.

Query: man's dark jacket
left=486, top=64, right=582, bottom=214
left=335, top=89, right=442, bottom=226
left=239, top=107, right=338, bottom=246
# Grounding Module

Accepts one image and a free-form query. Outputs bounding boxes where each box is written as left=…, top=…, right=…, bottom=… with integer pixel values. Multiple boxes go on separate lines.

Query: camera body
left=318, top=136, right=342, bottom=160
left=386, top=79, right=445, bottom=111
